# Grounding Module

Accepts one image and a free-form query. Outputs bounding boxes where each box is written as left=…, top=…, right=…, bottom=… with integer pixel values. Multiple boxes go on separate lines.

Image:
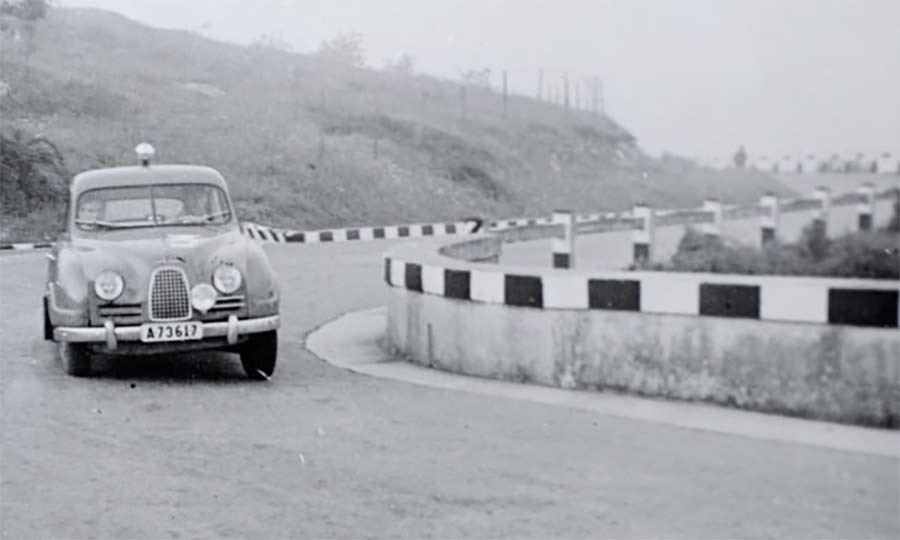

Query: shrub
left=0, top=128, right=68, bottom=217
left=659, top=226, right=899, bottom=279
left=815, top=232, right=899, bottom=279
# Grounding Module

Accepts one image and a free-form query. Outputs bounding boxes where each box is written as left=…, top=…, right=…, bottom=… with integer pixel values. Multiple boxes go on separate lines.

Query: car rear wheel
left=59, top=342, right=92, bottom=377
left=240, top=330, right=277, bottom=380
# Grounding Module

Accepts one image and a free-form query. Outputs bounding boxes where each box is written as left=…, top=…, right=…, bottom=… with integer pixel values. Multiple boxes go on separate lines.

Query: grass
left=1, top=7, right=791, bottom=241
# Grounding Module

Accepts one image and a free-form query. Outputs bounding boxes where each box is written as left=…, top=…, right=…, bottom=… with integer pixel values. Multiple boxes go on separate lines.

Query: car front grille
left=149, top=267, right=191, bottom=321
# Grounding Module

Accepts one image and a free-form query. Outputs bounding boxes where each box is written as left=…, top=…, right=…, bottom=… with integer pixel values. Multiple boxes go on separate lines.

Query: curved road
left=1, top=241, right=898, bottom=538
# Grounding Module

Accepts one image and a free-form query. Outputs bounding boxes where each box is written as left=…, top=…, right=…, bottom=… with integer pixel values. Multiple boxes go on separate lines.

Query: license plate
left=140, top=322, right=203, bottom=342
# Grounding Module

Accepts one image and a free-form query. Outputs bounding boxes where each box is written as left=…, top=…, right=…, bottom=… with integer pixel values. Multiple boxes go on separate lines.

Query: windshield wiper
left=172, top=211, right=231, bottom=224
left=75, top=219, right=151, bottom=230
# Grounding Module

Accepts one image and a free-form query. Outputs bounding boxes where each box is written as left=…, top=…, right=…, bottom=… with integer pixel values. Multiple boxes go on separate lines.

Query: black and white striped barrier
left=631, top=203, right=654, bottom=264
left=760, top=193, right=779, bottom=245
left=241, top=218, right=483, bottom=244
left=384, top=255, right=899, bottom=328
left=618, top=185, right=897, bottom=259
left=857, top=183, right=876, bottom=231
left=700, top=199, right=724, bottom=236
left=551, top=210, right=575, bottom=269
left=0, top=241, right=54, bottom=251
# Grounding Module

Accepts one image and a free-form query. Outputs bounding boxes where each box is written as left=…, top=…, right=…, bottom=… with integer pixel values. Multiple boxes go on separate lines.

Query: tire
left=43, top=297, right=54, bottom=341
left=240, top=330, right=277, bottom=380
left=59, top=342, right=92, bottom=377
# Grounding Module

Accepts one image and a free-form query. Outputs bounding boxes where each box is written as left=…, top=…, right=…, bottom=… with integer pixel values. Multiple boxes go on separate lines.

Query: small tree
left=383, top=53, right=414, bottom=76
left=733, top=145, right=747, bottom=168
left=0, top=128, right=68, bottom=216
left=461, top=68, right=492, bottom=90
left=316, top=32, right=366, bottom=68
left=797, top=220, right=830, bottom=262
left=0, top=0, right=49, bottom=56
left=251, top=33, right=293, bottom=52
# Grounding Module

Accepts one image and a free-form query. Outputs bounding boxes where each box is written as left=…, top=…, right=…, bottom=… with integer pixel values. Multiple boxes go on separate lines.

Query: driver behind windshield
left=77, top=198, right=106, bottom=227
left=178, top=186, right=209, bottom=220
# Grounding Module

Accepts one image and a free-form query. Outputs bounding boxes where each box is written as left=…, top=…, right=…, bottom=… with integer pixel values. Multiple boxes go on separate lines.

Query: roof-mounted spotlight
left=135, top=142, right=155, bottom=167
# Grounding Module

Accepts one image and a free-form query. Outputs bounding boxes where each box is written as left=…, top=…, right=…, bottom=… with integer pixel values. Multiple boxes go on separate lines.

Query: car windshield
left=75, top=184, right=232, bottom=231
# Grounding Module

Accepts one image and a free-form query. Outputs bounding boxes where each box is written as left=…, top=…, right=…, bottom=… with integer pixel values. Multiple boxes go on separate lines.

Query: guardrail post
left=632, top=203, right=654, bottom=265
left=701, top=198, right=723, bottom=236
left=760, top=193, right=779, bottom=245
left=812, top=186, right=831, bottom=236
left=551, top=210, right=575, bottom=269
left=857, top=183, right=875, bottom=231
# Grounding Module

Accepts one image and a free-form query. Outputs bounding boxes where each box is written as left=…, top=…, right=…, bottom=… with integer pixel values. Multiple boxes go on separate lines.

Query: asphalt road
left=2, top=240, right=899, bottom=539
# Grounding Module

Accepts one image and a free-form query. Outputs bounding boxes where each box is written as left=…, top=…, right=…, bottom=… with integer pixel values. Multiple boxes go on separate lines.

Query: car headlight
left=212, top=265, right=242, bottom=294
left=94, top=271, right=124, bottom=301
left=191, top=283, right=217, bottom=313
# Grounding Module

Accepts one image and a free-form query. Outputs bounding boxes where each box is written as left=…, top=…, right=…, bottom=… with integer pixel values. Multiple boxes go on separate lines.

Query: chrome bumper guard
left=53, top=315, right=280, bottom=350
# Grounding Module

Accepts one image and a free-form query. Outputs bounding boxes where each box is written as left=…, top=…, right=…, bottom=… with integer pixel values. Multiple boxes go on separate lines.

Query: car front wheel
left=59, top=342, right=92, bottom=377
left=240, top=330, right=277, bottom=380
left=43, top=297, right=53, bottom=341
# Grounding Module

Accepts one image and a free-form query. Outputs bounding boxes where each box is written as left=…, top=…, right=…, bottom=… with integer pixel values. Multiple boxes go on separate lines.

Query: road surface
left=2, top=239, right=898, bottom=539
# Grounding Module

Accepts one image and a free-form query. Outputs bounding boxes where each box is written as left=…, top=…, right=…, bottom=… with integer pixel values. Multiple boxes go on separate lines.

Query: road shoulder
left=306, top=306, right=900, bottom=459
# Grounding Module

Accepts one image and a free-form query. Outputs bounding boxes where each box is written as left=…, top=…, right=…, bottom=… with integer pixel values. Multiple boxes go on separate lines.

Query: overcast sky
left=65, top=0, right=899, bottom=159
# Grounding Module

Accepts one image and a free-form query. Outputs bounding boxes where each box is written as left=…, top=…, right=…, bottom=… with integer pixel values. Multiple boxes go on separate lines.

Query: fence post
left=551, top=210, right=575, bottom=269
left=857, top=183, right=875, bottom=231
left=502, top=70, right=508, bottom=114
left=632, top=203, right=654, bottom=266
left=812, top=186, right=831, bottom=236
left=701, top=198, right=723, bottom=236
left=760, top=192, right=779, bottom=245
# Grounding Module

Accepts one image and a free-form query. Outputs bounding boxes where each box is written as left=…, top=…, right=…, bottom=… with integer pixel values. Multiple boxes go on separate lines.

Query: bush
left=657, top=225, right=899, bottom=279
left=816, top=233, right=899, bottom=279
left=0, top=128, right=68, bottom=217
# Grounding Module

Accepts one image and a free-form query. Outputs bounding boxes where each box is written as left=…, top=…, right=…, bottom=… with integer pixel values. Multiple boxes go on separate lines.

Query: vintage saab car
left=44, top=144, right=280, bottom=379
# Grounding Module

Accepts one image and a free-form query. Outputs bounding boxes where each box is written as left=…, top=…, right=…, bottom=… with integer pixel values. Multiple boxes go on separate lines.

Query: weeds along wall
left=383, top=236, right=900, bottom=428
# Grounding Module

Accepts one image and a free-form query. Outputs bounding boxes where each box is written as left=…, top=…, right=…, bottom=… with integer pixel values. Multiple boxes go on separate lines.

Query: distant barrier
left=709, top=151, right=899, bottom=174
left=534, top=183, right=898, bottom=269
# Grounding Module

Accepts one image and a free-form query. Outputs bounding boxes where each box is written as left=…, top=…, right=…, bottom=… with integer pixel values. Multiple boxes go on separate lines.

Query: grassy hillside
left=0, top=7, right=791, bottom=240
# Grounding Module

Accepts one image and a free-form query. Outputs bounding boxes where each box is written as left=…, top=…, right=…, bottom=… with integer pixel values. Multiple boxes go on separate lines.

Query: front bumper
left=53, top=315, right=280, bottom=350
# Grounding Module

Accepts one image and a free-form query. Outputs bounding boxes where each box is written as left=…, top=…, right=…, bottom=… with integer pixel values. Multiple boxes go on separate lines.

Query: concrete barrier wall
left=384, top=240, right=900, bottom=427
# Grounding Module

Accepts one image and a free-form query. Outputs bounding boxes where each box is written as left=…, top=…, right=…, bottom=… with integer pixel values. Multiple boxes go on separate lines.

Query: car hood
left=69, top=226, right=250, bottom=291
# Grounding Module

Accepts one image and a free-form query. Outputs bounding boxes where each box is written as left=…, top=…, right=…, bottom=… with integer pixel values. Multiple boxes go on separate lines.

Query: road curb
left=306, top=306, right=900, bottom=459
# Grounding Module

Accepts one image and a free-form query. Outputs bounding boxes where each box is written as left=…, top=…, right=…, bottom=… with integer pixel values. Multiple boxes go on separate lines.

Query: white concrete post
left=701, top=198, right=723, bottom=236
left=812, top=186, right=831, bottom=236
left=632, top=203, right=654, bottom=265
left=857, top=183, right=876, bottom=231
left=551, top=210, right=575, bottom=269
left=760, top=193, right=779, bottom=245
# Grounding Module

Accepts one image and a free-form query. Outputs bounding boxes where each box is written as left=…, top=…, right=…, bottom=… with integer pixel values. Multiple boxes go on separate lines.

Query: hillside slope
left=0, top=7, right=791, bottom=237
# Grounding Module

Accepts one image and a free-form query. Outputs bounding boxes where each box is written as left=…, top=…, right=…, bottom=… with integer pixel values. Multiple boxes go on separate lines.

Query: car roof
left=71, top=165, right=228, bottom=196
